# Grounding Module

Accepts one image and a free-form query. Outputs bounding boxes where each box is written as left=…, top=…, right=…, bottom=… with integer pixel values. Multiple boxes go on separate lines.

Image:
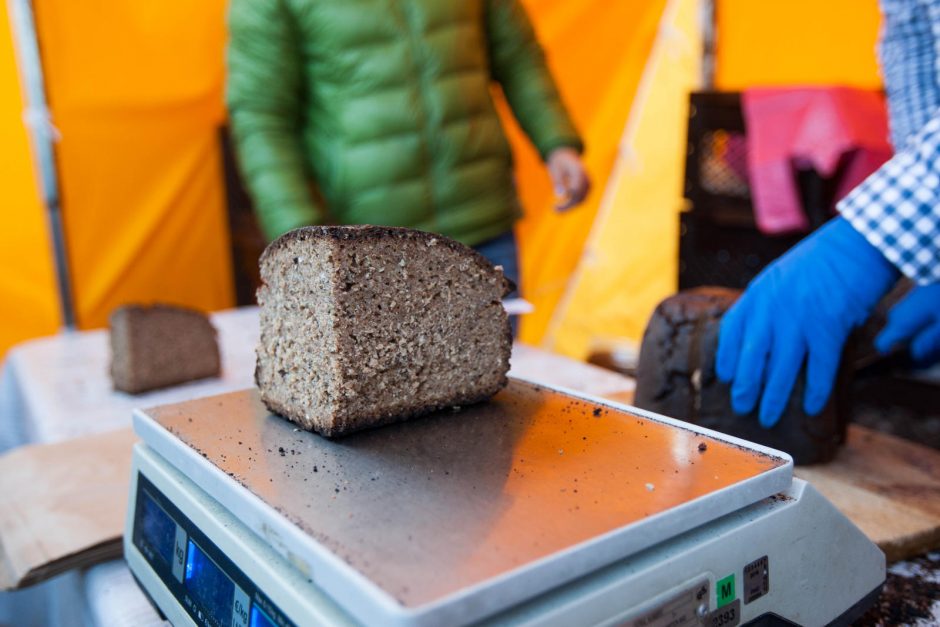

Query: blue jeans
left=473, top=231, right=520, bottom=336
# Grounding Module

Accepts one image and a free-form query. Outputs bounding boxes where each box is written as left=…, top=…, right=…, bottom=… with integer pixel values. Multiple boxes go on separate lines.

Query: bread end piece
left=109, top=304, right=221, bottom=394
left=634, top=287, right=850, bottom=464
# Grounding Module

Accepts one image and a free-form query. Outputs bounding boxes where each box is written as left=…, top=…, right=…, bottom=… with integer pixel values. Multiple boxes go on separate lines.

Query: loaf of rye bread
left=634, top=287, right=851, bottom=465
left=255, top=226, right=513, bottom=437
left=109, top=304, right=221, bottom=394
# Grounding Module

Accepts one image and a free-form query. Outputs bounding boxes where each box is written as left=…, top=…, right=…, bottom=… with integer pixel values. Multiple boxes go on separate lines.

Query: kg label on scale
left=620, top=579, right=710, bottom=627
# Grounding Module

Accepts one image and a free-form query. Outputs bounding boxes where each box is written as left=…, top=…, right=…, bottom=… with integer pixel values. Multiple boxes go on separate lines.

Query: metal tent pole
left=701, top=0, right=716, bottom=89
left=7, top=0, right=76, bottom=329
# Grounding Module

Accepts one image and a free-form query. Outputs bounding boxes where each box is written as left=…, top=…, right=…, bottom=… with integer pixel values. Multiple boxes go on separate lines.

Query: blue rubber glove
left=875, top=284, right=940, bottom=367
left=716, top=217, right=899, bottom=428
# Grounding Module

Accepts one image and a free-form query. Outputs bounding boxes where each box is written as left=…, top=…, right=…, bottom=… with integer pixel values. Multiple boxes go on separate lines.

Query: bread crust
left=258, top=225, right=514, bottom=298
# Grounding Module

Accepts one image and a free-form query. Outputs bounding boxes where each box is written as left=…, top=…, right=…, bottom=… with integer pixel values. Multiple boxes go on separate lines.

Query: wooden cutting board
left=0, top=428, right=135, bottom=590
left=795, top=424, right=940, bottom=563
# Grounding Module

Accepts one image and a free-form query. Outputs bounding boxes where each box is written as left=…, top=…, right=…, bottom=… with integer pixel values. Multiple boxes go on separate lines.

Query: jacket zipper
left=395, top=0, right=440, bottom=233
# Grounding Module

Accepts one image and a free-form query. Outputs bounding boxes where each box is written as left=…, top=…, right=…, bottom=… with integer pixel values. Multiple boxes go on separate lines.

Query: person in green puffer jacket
left=226, top=0, right=589, bottom=296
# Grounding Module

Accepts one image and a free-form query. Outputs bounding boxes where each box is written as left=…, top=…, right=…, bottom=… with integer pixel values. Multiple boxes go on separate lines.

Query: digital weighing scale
left=124, top=379, right=885, bottom=627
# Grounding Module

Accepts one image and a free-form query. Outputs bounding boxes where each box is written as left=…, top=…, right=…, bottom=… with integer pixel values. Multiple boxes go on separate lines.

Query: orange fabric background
left=522, top=0, right=884, bottom=350
left=3, top=0, right=653, bottom=356
left=0, top=0, right=886, bottom=358
left=0, top=5, right=59, bottom=356
left=32, top=0, right=234, bottom=331
left=510, top=0, right=668, bottom=344
left=715, top=0, right=882, bottom=89
left=549, top=0, right=702, bottom=359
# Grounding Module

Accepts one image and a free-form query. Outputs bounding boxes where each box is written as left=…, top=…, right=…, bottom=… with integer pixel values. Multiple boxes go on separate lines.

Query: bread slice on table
left=255, top=225, right=513, bottom=437
left=109, top=304, right=221, bottom=394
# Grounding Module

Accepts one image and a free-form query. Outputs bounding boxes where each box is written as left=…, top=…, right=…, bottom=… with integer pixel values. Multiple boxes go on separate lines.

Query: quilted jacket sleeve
left=485, top=0, right=584, bottom=160
left=227, top=0, right=322, bottom=241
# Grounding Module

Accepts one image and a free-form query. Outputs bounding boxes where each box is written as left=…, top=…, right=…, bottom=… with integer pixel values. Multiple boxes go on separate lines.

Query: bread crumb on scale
left=256, top=225, right=513, bottom=438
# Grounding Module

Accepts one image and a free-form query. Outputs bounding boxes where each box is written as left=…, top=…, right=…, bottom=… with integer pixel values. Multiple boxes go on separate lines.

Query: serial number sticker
left=619, top=579, right=709, bottom=627
left=743, top=556, right=769, bottom=604
left=708, top=599, right=740, bottom=627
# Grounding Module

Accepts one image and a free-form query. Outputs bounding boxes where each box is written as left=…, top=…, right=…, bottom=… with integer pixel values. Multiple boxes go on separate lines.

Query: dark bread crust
left=259, top=225, right=514, bottom=298
left=634, top=287, right=850, bottom=465
left=259, top=380, right=506, bottom=438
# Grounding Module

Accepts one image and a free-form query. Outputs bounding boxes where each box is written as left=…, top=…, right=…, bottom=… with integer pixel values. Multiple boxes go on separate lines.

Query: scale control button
left=232, top=585, right=251, bottom=627
left=743, top=556, right=769, bottom=604
left=172, top=525, right=188, bottom=582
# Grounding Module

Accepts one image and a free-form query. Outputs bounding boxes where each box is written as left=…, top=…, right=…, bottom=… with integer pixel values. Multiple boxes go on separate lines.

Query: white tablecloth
left=0, top=307, right=261, bottom=453
left=0, top=307, right=265, bottom=627
left=0, top=307, right=634, bottom=627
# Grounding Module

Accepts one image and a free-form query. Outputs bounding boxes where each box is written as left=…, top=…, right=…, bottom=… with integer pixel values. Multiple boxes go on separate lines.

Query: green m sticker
left=717, top=573, right=736, bottom=608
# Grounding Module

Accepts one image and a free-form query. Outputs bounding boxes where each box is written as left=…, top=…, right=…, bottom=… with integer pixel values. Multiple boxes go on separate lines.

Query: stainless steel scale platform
left=124, top=378, right=885, bottom=627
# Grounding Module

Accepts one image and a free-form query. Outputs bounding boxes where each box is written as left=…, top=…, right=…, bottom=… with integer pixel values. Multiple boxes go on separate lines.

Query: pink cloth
left=742, top=87, right=893, bottom=234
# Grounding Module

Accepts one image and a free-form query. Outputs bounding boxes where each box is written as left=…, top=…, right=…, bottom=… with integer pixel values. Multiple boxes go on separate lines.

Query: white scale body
left=124, top=379, right=885, bottom=627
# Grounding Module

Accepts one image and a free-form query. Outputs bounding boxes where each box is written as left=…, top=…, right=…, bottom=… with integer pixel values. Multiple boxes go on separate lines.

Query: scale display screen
left=185, top=540, right=237, bottom=627
left=139, top=489, right=176, bottom=566
left=132, top=473, right=295, bottom=627
left=251, top=606, right=277, bottom=627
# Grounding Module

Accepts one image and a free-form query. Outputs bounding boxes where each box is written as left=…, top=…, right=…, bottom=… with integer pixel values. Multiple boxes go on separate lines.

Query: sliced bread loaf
left=109, top=304, right=221, bottom=394
left=256, top=226, right=513, bottom=437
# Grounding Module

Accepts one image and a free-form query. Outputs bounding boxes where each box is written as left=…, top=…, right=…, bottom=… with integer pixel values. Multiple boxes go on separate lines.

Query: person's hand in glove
left=716, top=217, right=899, bottom=428
left=547, top=147, right=590, bottom=211
left=875, top=283, right=940, bottom=367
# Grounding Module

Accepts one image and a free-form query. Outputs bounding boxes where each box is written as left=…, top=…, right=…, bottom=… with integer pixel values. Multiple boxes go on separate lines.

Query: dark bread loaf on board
left=634, top=287, right=850, bottom=465
left=255, top=226, right=513, bottom=438
left=109, top=304, right=221, bottom=394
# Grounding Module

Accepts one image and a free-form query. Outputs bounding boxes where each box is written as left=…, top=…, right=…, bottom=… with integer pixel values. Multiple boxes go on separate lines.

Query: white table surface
left=0, top=307, right=261, bottom=453
left=0, top=307, right=634, bottom=627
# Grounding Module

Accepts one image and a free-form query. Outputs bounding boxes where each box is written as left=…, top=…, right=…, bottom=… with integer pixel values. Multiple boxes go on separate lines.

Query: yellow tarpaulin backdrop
left=528, top=0, right=884, bottom=359
left=715, top=0, right=882, bottom=90
left=509, top=0, right=668, bottom=345
left=546, top=0, right=701, bottom=359
left=0, top=0, right=883, bottom=359
left=33, top=0, right=234, bottom=332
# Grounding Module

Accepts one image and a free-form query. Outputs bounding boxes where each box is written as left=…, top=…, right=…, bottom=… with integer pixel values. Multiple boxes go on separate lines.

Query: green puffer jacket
left=226, top=0, right=582, bottom=245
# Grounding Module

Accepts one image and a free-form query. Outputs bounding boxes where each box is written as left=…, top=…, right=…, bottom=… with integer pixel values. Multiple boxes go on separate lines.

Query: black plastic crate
left=678, top=211, right=804, bottom=290
left=685, top=92, right=753, bottom=225
left=685, top=92, right=841, bottom=230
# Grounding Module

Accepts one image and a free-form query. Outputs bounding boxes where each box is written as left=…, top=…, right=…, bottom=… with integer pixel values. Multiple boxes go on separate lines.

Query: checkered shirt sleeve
left=836, top=0, right=940, bottom=284
left=838, top=115, right=940, bottom=284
